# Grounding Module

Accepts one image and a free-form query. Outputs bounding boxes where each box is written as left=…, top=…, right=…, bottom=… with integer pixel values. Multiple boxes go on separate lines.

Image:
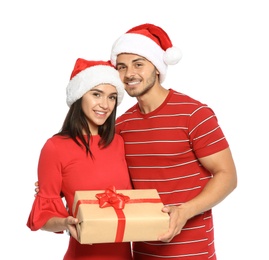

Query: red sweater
left=27, top=134, right=133, bottom=260
left=116, top=89, right=229, bottom=260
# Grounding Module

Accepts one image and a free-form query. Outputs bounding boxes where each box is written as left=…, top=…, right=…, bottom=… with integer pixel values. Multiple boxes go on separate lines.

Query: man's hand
left=34, top=181, right=39, bottom=196
left=157, top=205, right=190, bottom=242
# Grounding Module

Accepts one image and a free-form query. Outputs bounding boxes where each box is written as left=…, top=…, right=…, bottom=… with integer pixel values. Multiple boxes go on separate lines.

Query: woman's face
left=81, top=84, right=117, bottom=135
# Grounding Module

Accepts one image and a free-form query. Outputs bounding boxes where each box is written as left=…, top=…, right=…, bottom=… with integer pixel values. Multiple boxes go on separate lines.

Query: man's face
left=115, top=53, right=159, bottom=98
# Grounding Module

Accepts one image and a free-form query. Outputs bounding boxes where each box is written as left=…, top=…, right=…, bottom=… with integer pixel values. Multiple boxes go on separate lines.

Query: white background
left=1, top=0, right=268, bottom=259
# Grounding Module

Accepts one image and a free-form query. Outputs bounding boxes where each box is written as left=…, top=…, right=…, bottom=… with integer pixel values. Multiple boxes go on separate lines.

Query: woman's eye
left=110, top=95, right=117, bottom=100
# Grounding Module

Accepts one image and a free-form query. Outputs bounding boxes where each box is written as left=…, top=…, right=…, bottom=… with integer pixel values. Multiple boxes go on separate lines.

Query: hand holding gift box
left=72, top=186, right=170, bottom=244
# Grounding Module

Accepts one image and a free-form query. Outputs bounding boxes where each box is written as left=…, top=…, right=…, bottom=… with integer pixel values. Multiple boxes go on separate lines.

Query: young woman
left=27, top=58, right=133, bottom=260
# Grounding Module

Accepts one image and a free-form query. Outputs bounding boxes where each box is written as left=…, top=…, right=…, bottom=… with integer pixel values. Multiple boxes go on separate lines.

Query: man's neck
left=137, top=86, right=169, bottom=114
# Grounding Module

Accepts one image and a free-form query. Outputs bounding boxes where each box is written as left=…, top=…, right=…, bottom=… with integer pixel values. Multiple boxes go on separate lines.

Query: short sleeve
left=189, top=106, right=229, bottom=158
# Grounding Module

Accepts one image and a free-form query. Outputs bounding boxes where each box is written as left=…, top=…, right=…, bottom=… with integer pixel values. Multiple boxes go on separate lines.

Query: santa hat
left=66, top=59, right=124, bottom=107
left=110, top=23, right=182, bottom=83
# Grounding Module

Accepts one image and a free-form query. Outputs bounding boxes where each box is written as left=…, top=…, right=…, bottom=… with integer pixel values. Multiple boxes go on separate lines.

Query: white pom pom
left=164, top=46, right=182, bottom=65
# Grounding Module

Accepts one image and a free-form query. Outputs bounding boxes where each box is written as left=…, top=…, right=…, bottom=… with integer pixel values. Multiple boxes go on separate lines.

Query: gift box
left=72, top=186, right=170, bottom=244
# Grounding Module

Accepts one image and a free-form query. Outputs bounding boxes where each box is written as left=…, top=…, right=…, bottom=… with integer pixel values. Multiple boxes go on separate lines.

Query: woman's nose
left=99, top=97, right=109, bottom=108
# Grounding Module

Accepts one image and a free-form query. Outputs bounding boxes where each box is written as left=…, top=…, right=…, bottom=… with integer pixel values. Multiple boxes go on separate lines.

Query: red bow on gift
left=95, top=186, right=130, bottom=209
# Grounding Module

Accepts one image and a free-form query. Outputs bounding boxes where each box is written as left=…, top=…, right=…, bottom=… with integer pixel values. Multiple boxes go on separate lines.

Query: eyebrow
left=117, top=57, right=146, bottom=66
left=90, top=88, right=117, bottom=95
left=133, top=58, right=146, bottom=62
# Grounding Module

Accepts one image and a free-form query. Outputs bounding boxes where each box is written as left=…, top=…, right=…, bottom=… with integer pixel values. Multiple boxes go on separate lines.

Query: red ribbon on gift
left=95, top=186, right=130, bottom=209
left=74, top=186, right=162, bottom=243
left=95, top=186, right=130, bottom=241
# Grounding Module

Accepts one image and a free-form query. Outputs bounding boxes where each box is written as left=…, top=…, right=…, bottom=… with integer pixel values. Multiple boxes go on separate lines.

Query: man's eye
left=117, top=65, right=125, bottom=71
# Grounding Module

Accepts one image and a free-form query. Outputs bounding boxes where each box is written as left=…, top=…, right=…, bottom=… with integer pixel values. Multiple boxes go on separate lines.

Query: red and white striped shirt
left=116, top=89, right=229, bottom=260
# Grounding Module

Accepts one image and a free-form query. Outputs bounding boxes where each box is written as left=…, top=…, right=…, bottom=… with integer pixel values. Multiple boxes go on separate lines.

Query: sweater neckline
left=135, top=89, right=173, bottom=118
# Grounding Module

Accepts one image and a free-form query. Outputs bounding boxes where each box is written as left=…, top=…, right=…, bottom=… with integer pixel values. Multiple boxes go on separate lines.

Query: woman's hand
left=65, top=216, right=79, bottom=241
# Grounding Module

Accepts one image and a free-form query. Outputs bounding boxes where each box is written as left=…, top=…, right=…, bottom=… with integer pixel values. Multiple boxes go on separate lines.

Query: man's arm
left=159, top=147, right=237, bottom=242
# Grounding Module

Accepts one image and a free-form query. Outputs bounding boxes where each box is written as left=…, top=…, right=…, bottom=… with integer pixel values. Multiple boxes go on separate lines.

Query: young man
left=110, top=23, right=237, bottom=260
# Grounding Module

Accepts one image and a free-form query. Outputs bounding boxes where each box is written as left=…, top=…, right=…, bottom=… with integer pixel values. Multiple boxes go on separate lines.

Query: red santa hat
left=110, top=23, right=182, bottom=83
left=66, top=59, right=124, bottom=107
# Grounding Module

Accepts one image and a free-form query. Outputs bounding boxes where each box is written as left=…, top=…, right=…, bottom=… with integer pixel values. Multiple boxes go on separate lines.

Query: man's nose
left=124, top=67, right=136, bottom=78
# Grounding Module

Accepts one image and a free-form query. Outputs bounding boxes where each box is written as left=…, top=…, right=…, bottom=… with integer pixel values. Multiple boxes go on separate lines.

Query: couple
left=27, top=23, right=237, bottom=260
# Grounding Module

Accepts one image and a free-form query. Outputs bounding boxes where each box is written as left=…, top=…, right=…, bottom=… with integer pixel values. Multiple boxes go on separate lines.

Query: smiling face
left=116, top=53, right=159, bottom=98
left=81, top=84, right=117, bottom=135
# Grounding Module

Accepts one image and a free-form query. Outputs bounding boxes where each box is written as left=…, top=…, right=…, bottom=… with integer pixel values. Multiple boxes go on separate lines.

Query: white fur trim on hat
left=111, top=33, right=182, bottom=83
left=66, top=65, right=124, bottom=107
left=111, top=33, right=168, bottom=83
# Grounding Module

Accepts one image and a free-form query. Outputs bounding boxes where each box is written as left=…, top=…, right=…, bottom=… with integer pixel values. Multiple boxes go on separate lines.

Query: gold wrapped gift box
left=72, top=186, right=170, bottom=244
